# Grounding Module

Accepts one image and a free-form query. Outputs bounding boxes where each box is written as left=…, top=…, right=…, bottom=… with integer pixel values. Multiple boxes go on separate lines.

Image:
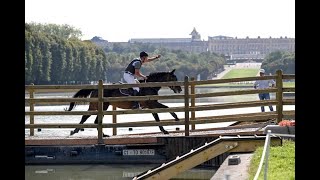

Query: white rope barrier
left=253, top=130, right=271, bottom=180
left=253, top=131, right=295, bottom=180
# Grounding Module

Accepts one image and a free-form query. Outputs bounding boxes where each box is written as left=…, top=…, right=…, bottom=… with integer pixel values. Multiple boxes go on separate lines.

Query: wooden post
left=112, top=105, right=117, bottom=136
left=276, top=70, right=283, bottom=123
left=97, top=80, right=104, bottom=144
left=29, top=83, right=34, bottom=136
left=184, top=76, right=190, bottom=136
left=190, top=77, right=196, bottom=130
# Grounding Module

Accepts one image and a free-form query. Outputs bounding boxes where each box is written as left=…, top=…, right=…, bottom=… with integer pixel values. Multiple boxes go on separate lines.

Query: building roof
left=209, top=35, right=234, bottom=40
left=190, top=27, right=199, bottom=36
left=129, top=38, right=192, bottom=43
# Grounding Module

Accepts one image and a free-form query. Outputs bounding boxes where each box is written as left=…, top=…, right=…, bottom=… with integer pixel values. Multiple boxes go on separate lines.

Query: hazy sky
left=25, top=0, right=295, bottom=42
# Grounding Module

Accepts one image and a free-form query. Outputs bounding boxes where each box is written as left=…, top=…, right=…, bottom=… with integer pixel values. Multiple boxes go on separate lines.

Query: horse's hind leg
left=70, top=115, right=90, bottom=135
left=152, top=113, right=169, bottom=134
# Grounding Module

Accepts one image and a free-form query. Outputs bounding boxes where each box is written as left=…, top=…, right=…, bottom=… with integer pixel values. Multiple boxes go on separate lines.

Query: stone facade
left=129, top=28, right=208, bottom=53
left=208, top=35, right=295, bottom=60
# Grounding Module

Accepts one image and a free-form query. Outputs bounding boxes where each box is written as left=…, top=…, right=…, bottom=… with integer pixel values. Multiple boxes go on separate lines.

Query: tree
left=39, top=34, right=52, bottom=84
left=50, top=38, right=66, bottom=84
left=64, top=42, right=74, bottom=83
left=25, top=30, right=34, bottom=84
left=31, top=36, right=43, bottom=84
left=262, top=51, right=295, bottom=74
left=28, top=22, right=83, bottom=40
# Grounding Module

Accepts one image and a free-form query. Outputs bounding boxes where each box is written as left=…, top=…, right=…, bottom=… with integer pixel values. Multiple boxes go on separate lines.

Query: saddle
left=115, top=81, right=135, bottom=96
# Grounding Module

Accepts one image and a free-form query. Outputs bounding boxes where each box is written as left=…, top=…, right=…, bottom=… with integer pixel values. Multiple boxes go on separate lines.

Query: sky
left=25, top=0, right=295, bottom=42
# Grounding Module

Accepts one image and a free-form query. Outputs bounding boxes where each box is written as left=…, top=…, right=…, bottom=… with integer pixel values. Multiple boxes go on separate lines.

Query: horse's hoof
left=163, top=131, right=169, bottom=134
left=175, top=119, right=180, bottom=121
left=103, top=134, right=110, bottom=137
left=80, top=128, right=84, bottom=131
left=70, top=131, right=75, bottom=136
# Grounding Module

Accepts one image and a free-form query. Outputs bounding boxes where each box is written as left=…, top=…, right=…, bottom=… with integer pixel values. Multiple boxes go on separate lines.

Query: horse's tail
left=65, top=89, right=95, bottom=111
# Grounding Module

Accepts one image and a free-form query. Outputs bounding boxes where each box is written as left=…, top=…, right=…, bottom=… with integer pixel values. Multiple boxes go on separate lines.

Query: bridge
left=25, top=70, right=295, bottom=178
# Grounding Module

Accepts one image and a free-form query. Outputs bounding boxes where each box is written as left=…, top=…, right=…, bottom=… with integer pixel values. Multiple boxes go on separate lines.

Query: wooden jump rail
left=25, top=70, right=295, bottom=144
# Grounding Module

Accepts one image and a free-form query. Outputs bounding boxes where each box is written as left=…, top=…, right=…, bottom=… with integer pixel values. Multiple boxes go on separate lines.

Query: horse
left=66, top=69, right=182, bottom=137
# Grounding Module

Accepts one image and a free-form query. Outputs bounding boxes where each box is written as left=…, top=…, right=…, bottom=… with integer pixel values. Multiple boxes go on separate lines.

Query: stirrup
left=132, top=104, right=141, bottom=109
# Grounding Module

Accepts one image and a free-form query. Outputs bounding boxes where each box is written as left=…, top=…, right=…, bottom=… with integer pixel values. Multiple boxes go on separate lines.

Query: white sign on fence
left=123, top=149, right=155, bottom=156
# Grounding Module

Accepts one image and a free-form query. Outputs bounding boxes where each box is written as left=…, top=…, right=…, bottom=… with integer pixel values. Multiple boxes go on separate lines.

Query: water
left=25, top=164, right=216, bottom=180
left=25, top=88, right=295, bottom=179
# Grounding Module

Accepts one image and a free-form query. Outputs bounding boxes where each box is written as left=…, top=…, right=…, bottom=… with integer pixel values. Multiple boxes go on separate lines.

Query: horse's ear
left=170, top=69, right=176, bottom=74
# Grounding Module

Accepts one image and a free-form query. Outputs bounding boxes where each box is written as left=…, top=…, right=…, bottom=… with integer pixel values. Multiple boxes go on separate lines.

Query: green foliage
left=248, top=140, right=295, bottom=180
left=25, top=23, right=107, bottom=84
left=262, top=51, right=295, bottom=74
left=27, top=22, right=83, bottom=40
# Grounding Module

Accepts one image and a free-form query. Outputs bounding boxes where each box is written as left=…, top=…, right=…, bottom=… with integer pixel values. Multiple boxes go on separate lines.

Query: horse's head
left=147, top=69, right=182, bottom=93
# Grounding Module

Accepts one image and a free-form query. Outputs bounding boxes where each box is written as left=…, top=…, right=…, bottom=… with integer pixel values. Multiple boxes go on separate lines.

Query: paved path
left=211, top=153, right=253, bottom=180
left=212, top=65, right=232, bottom=80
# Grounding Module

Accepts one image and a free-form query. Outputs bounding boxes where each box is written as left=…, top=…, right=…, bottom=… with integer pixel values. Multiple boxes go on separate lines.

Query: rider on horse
left=123, top=51, right=161, bottom=109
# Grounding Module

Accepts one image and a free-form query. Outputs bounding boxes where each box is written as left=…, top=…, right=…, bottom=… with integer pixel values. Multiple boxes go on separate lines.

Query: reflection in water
left=25, top=164, right=216, bottom=180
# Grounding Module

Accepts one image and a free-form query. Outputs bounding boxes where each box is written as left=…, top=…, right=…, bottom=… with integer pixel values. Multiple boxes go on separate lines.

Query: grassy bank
left=248, top=140, right=295, bottom=180
left=202, top=81, right=295, bottom=88
left=222, top=68, right=259, bottom=79
left=200, top=68, right=295, bottom=88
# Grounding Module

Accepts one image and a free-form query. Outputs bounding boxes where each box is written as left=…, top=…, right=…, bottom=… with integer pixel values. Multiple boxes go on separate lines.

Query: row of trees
left=261, top=51, right=295, bottom=75
left=25, top=23, right=226, bottom=84
left=25, top=23, right=109, bottom=84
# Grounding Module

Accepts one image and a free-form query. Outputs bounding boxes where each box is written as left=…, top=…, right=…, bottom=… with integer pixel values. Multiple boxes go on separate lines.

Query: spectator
left=253, top=69, right=275, bottom=112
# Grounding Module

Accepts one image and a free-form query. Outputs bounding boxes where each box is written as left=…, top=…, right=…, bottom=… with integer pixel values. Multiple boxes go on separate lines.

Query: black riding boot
left=132, top=90, right=141, bottom=109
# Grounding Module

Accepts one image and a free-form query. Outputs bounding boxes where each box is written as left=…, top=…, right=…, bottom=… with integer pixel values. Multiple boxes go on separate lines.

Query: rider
left=123, top=51, right=161, bottom=109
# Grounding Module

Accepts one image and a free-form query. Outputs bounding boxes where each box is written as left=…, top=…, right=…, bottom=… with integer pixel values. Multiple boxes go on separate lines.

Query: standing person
left=253, top=69, right=275, bottom=112
left=123, top=51, right=161, bottom=109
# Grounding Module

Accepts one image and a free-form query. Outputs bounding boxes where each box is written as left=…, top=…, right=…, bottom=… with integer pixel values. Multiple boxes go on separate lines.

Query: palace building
left=208, top=35, right=295, bottom=61
left=128, top=28, right=208, bottom=53
left=94, top=28, right=295, bottom=61
left=128, top=28, right=295, bottom=61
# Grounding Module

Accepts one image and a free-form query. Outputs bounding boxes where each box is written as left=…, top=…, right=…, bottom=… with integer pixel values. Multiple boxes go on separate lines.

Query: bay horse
left=66, top=69, right=182, bottom=137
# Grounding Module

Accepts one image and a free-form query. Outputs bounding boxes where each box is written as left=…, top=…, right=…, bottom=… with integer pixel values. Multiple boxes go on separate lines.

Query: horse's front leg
left=94, top=116, right=109, bottom=137
left=153, top=102, right=179, bottom=121
left=70, top=115, right=90, bottom=135
left=93, top=103, right=110, bottom=137
left=152, top=113, right=169, bottom=134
